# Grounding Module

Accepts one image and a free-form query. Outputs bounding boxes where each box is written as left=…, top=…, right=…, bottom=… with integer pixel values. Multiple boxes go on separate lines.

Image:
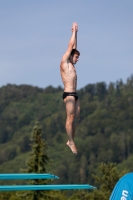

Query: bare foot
left=66, top=141, right=77, bottom=154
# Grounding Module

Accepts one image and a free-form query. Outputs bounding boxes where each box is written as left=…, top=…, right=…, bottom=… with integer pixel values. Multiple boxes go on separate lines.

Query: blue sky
left=0, top=0, right=133, bottom=89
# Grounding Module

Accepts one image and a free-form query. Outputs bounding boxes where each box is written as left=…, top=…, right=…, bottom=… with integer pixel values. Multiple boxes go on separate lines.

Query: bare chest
left=60, top=62, right=77, bottom=81
left=66, top=63, right=77, bottom=77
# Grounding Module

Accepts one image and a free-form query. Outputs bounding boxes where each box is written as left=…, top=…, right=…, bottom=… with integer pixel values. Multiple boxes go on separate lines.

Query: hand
left=71, top=22, right=78, bottom=32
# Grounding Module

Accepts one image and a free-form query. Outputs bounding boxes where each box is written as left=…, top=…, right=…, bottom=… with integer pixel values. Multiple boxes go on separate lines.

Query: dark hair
left=71, top=49, right=80, bottom=56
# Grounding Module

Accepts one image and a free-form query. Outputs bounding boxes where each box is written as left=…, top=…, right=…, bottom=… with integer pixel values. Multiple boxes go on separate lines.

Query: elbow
left=69, top=41, right=74, bottom=48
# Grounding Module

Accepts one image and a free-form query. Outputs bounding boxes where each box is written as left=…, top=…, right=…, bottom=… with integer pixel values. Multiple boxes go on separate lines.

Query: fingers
left=71, top=22, right=78, bottom=32
left=72, top=23, right=76, bottom=31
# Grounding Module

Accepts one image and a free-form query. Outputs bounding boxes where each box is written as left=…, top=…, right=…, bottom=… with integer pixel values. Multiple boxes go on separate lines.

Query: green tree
left=96, top=82, right=107, bottom=101
left=17, top=121, right=52, bottom=200
left=69, top=162, right=128, bottom=200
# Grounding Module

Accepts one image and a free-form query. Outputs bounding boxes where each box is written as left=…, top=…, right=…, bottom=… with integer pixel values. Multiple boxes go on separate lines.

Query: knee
left=66, top=114, right=75, bottom=124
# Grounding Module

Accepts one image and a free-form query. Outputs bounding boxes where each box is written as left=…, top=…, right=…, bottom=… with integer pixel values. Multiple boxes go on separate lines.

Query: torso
left=60, top=60, right=77, bottom=92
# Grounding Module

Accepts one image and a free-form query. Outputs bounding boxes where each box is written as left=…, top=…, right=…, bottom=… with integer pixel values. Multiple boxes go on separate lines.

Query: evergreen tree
left=69, top=162, right=128, bottom=200
left=17, top=121, right=51, bottom=200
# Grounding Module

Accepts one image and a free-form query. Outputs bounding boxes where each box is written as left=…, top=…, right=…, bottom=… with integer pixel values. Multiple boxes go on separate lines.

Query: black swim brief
left=62, top=92, right=78, bottom=101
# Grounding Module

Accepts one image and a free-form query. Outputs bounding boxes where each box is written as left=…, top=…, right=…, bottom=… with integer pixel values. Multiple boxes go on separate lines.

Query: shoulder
left=60, top=59, right=69, bottom=71
left=61, top=44, right=73, bottom=63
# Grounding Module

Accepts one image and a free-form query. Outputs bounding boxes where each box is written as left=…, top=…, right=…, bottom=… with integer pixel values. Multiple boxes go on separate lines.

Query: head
left=70, top=49, right=80, bottom=64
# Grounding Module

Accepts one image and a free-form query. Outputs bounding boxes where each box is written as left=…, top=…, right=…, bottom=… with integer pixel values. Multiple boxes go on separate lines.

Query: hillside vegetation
left=0, top=76, right=133, bottom=185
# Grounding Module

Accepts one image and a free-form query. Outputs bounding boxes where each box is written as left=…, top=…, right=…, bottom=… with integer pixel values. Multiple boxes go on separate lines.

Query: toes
left=66, top=142, right=77, bottom=154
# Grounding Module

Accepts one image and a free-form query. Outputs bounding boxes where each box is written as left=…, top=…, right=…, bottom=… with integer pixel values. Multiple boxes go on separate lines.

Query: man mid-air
left=60, top=22, right=80, bottom=154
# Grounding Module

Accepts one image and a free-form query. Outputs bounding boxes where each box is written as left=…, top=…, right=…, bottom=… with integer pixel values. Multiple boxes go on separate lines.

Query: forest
left=0, top=75, right=133, bottom=199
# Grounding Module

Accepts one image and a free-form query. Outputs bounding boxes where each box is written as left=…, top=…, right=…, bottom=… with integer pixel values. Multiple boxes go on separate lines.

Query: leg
left=73, top=99, right=80, bottom=139
left=64, top=96, right=77, bottom=154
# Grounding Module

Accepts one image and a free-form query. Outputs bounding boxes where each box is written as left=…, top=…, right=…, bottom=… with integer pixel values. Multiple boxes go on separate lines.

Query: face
left=70, top=54, right=79, bottom=64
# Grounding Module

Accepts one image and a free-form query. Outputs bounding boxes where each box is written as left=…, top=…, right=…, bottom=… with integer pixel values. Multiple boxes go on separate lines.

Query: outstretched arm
left=72, top=23, right=78, bottom=49
left=73, top=32, right=77, bottom=49
left=61, top=22, right=78, bottom=63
